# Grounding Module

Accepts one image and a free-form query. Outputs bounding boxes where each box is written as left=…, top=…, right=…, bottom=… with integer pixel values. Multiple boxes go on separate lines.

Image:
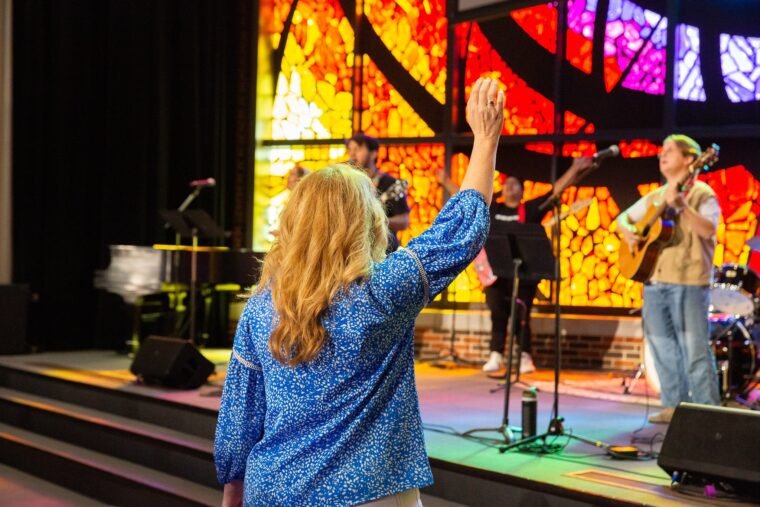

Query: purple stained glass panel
left=605, top=0, right=667, bottom=95
left=721, top=34, right=760, bottom=103
left=675, top=24, right=706, bottom=102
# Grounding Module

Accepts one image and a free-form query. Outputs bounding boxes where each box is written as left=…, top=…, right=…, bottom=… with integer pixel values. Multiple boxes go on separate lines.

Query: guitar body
left=619, top=204, right=675, bottom=282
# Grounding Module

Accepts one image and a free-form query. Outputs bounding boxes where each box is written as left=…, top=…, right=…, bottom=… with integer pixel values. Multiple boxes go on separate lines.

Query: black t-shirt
left=489, top=197, right=544, bottom=226
left=375, top=172, right=410, bottom=218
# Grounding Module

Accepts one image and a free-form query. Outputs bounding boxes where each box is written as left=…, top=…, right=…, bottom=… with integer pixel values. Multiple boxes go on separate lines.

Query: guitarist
left=617, top=135, right=721, bottom=423
left=347, top=133, right=410, bottom=252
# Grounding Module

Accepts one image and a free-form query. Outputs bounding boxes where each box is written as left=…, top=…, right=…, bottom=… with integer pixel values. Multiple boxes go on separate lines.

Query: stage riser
left=0, top=434, right=215, bottom=507
left=0, top=365, right=217, bottom=438
left=427, top=461, right=641, bottom=507
left=0, top=395, right=218, bottom=489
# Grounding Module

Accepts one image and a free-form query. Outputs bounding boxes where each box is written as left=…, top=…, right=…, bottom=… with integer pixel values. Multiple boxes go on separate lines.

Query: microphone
left=592, top=145, right=620, bottom=163
left=189, top=177, right=216, bottom=188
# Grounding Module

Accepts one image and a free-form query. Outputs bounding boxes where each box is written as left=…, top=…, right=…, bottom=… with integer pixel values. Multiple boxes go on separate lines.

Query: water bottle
left=522, top=387, right=537, bottom=438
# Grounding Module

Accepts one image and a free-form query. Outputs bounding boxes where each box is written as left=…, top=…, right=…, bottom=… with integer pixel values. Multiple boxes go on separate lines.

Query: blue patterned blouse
left=214, top=190, right=489, bottom=506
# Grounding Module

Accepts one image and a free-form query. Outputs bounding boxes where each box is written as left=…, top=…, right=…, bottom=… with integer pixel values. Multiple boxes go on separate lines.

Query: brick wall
left=414, top=310, right=644, bottom=371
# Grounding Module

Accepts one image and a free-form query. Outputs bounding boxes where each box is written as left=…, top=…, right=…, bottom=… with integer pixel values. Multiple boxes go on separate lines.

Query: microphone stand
left=499, top=158, right=609, bottom=454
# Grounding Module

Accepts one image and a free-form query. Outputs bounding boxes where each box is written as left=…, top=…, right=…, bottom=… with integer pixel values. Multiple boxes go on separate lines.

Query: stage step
left=0, top=386, right=218, bottom=489
left=0, top=362, right=217, bottom=438
left=0, top=422, right=222, bottom=507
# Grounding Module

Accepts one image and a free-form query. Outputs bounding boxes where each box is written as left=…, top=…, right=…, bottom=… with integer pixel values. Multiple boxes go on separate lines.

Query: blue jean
left=642, top=283, right=720, bottom=407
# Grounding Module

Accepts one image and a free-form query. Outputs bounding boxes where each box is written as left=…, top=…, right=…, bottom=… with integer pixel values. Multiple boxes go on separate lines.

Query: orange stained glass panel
left=378, top=144, right=445, bottom=247
left=701, top=166, right=760, bottom=266
left=459, top=22, right=555, bottom=135
left=364, top=0, right=447, bottom=104
left=360, top=56, right=435, bottom=138
left=271, top=0, right=354, bottom=140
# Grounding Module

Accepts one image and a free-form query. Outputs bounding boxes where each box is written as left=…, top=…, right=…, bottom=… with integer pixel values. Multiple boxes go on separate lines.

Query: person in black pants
left=439, top=160, right=594, bottom=374
left=482, top=176, right=544, bottom=373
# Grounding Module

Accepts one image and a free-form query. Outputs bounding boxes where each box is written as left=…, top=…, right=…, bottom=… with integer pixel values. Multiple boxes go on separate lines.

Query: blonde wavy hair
left=258, top=164, right=389, bottom=367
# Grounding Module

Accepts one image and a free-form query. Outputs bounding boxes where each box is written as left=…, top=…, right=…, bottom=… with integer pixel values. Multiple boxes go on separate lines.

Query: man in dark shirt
left=439, top=157, right=595, bottom=374
left=346, top=133, right=410, bottom=251
left=482, top=176, right=544, bottom=373
left=438, top=172, right=542, bottom=373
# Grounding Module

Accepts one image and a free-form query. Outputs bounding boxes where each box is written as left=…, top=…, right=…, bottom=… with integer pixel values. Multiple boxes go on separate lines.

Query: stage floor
left=0, top=350, right=754, bottom=506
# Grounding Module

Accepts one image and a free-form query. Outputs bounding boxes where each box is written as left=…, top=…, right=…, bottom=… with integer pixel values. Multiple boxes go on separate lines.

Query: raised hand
left=466, top=77, right=504, bottom=141
left=459, top=77, right=505, bottom=205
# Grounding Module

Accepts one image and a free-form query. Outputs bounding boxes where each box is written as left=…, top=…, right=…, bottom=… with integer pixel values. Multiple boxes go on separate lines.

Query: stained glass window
left=605, top=0, right=667, bottom=95
left=720, top=34, right=760, bottom=103
left=619, top=139, right=660, bottom=158
left=524, top=112, right=595, bottom=156
left=701, top=166, right=760, bottom=266
left=675, top=24, right=706, bottom=101
left=256, top=0, right=760, bottom=310
left=509, top=4, right=557, bottom=53
left=360, top=56, right=435, bottom=138
left=376, top=144, right=445, bottom=246
left=364, top=0, right=447, bottom=104
left=567, top=0, right=597, bottom=74
left=459, top=22, right=555, bottom=134
left=510, top=2, right=595, bottom=74
left=271, top=0, right=355, bottom=140
left=536, top=186, right=641, bottom=307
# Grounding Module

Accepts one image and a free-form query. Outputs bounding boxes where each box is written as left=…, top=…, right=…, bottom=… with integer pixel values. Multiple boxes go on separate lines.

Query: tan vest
left=647, top=181, right=717, bottom=286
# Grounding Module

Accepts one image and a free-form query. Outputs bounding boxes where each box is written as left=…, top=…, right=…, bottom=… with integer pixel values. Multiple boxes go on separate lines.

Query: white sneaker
left=519, top=352, right=536, bottom=374
left=482, top=351, right=504, bottom=372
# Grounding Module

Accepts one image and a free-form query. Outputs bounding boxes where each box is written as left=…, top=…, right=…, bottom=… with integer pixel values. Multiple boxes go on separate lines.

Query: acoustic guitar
left=618, top=144, right=720, bottom=282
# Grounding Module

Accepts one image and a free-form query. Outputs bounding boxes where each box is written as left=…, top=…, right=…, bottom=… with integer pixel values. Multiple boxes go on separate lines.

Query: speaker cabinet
left=130, top=336, right=215, bottom=389
left=658, top=403, right=760, bottom=499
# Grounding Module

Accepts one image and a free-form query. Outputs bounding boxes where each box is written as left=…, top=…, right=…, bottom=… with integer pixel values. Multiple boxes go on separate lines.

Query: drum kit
left=634, top=237, right=760, bottom=406
left=707, top=262, right=759, bottom=402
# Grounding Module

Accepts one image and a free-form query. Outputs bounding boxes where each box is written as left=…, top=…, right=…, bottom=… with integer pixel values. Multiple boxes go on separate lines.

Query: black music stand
left=159, top=209, right=225, bottom=345
left=463, top=223, right=554, bottom=444
left=497, top=196, right=609, bottom=454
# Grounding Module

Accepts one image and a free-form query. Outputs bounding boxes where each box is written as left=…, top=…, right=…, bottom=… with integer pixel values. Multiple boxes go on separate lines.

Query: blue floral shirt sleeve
left=369, top=189, right=489, bottom=315
left=214, top=299, right=267, bottom=484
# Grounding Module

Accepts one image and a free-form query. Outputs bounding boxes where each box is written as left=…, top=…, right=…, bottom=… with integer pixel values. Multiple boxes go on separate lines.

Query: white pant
left=358, top=488, right=423, bottom=506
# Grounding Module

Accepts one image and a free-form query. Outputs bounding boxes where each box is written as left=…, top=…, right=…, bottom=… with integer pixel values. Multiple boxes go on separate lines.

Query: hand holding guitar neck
left=664, top=183, right=687, bottom=211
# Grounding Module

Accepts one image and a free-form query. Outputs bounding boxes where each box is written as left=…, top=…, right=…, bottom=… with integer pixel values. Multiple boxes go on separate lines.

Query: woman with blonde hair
left=215, top=77, right=505, bottom=506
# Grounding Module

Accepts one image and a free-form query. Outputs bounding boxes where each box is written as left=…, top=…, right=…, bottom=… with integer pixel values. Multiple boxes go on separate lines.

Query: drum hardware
left=623, top=313, right=758, bottom=404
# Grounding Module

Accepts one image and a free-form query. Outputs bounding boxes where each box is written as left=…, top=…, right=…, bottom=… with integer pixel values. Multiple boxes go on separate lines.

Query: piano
left=94, top=244, right=262, bottom=350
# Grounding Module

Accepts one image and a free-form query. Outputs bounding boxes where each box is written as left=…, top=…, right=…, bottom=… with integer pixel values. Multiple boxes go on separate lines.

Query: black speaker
left=130, top=336, right=215, bottom=389
left=658, top=403, right=760, bottom=499
left=0, top=285, right=31, bottom=355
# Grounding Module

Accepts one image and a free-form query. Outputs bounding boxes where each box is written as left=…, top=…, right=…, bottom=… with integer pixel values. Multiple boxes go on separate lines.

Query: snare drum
left=710, top=264, right=759, bottom=317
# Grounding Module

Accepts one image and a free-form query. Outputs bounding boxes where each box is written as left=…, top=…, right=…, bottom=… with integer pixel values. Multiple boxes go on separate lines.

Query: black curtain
left=12, top=0, right=255, bottom=350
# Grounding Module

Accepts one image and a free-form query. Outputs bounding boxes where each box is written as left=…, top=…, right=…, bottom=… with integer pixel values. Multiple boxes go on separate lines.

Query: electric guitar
left=379, top=178, right=409, bottom=204
left=618, top=144, right=720, bottom=282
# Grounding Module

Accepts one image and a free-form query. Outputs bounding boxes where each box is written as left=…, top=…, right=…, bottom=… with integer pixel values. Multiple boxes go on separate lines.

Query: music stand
left=159, top=210, right=195, bottom=238
left=159, top=209, right=226, bottom=345
left=463, top=223, right=553, bottom=444
left=497, top=196, right=608, bottom=454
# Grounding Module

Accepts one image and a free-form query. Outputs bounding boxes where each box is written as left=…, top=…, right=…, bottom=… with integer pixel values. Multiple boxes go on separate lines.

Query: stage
left=0, top=350, right=754, bottom=506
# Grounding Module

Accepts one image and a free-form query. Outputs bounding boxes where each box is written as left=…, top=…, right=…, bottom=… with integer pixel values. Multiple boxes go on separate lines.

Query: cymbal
left=543, top=198, right=593, bottom=227
left=747, top=236, right=760, bottom=252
